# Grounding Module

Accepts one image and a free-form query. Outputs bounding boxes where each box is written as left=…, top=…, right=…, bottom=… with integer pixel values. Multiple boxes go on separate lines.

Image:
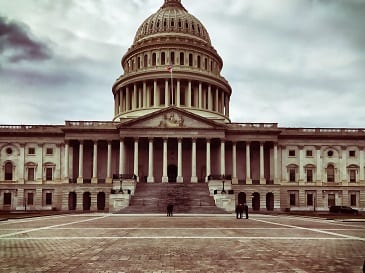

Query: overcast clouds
left=0, top=0, right=364, bottom=128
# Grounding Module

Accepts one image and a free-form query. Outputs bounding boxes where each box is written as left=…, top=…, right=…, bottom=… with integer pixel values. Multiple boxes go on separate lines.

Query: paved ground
left=0, top=213, right=364, bottom=273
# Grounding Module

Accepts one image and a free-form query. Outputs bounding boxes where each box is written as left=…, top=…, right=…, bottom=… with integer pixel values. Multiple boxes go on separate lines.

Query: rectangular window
left=4, top=193, right=11, bottom=205
left=306, top=169, right=313, bottom=182
left=46, top=168, right=53, bottom=181
left=328, top=194, right=336, bottom=207
left=290, top=194, right=296, bottom=206
left=306, top=150, right=313, bottom=157
left=289, top=169, right=296, bottom=182
left=28, top=147, right=35, bottom=155
left=46, top=148, right=53, bottom=155
left=307, top=194, right=313, bottom=206
left=27, top=192, right=34, bottom=205
left=28, top=168, right=35, bottom=181
left=45, top=192, right=52, bottom=205
left=288, top=150, right=296, bottom=157
left=349, top=150, right=356, bottom=157
left=349, top=170, right=356, bottom=182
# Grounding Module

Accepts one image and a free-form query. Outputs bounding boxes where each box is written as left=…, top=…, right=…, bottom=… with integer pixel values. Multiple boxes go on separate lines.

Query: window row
left=125, top=50, right=219, bottom=74
left=288, top=149, right=359, bottom=158
left=3, top=161, right=55, bottom=181
left=289, top=192, right=359, bottom=207
left=3, top=191, right=53, bottom=206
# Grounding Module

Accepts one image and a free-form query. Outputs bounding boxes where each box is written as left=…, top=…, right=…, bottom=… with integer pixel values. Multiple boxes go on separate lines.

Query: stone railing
left=230, top=123, right=278, bottom=129
left=65, top=121, right=118, bottom=127
left=283, top=128, right=365, bottom=135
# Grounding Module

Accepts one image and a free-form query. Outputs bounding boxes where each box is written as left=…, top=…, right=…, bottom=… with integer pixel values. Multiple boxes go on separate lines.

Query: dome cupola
left=112, top=0, right=232, bottom=123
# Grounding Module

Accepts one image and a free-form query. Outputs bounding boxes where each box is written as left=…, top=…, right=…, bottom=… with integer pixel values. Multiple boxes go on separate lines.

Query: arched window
left=189, top=54, right=193, bottom=66
left=170, top=51, right=175, bottom=64
left=197, top=55, right=201, bottom=68
left=152, top=53, right=156, bottom=66
left=137, top=57, right=141, bottom=69
left=5, top=162, right=13, bottom=180
left=327, top=164, right=335, bottom=182
left=144, top=54, right=148, bottom=68
left=161, top=52, right=166, bottom=65
left=180, top=52, right=184, bottom=65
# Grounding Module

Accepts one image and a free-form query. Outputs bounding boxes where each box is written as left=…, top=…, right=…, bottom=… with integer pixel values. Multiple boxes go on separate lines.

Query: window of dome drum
left=327, top=150, right=334, bottom=157
left=6, top=147, right=12, bottom=155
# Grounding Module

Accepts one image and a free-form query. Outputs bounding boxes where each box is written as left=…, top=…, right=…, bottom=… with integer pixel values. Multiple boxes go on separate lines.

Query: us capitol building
left=1, top=0, right=364, bottom=213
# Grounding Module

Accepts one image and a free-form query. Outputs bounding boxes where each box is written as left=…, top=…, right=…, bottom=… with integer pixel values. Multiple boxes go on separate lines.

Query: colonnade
left=114, top=80, right=230, bottom=117
left=65, top=138, right=279, bottom=184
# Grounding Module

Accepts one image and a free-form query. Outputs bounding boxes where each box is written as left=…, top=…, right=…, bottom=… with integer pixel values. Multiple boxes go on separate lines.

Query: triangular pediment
left=119, top=107, right=225, bottom=129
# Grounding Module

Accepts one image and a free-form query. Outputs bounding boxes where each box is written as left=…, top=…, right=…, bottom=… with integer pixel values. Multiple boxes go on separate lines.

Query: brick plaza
left=0, top=213, right=364, bottom=273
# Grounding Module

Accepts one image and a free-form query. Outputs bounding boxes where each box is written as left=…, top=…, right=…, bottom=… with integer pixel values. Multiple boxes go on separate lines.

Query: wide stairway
left=116, top=183, right=227, bottom=214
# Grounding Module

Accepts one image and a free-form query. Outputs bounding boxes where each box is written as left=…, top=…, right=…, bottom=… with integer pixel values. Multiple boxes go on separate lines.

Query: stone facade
left=0, top=0, right=364, bottom=212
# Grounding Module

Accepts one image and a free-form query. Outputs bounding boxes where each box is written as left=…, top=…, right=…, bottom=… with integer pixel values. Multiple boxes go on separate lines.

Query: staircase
left=116, top=183, right=228, bottom=214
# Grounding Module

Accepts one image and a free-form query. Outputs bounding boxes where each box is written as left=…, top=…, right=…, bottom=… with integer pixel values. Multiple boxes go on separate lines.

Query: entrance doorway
left=238, top=192, right=246, bottom=205
left=168, top=165, right=177, bottom=183
left=97, top=192, right=105, bottom=211
left=266, top=192, right=274, bottom=211
left=68, top=192, right=76, bottom=210
left=252, top=192, right=260, bottom=211
left=83, top=192, right=91, bottom=211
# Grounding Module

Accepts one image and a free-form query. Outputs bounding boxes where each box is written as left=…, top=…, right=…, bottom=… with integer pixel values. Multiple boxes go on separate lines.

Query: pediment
left=119, top=107, right=225, bottom=129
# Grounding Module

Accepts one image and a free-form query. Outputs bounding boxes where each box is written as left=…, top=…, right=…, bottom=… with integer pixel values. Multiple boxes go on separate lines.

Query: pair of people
left=236, top=203, right=249, bottom=219
left=167, top=203, right=174, bottom=216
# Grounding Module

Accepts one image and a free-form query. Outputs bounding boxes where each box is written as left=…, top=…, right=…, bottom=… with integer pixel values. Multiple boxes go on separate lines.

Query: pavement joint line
left=0, top=214, right=69, bottom=225
left=0, top=214, right=110, bottom=238
left=283, top=215, right=365, bottom=228
left=0, top=236, right=357, bottom=240
left=253, top=217, right=365, bottom=241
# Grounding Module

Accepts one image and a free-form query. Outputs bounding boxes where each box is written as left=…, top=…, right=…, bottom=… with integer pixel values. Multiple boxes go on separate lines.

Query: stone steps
left=116, top=183, right=228, bottom=214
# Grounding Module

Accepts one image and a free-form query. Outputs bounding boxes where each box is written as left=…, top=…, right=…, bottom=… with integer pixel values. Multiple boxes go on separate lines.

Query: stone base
left=190, top=176, right=198, bottom=183
left=162, top=176, right=168, bottom=183
left=177, top=176, right=184, bottom=183
left=147, top=177, right=155, bottom=183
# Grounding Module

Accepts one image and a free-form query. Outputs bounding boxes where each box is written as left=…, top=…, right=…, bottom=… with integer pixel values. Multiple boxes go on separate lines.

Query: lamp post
left=119, top=178, right=124, bottom=194
left=221, top=180, right=226, bottom=194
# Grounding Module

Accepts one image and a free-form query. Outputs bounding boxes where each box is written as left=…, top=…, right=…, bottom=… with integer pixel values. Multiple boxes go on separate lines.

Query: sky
left=0, top=0, right=364, bottom=128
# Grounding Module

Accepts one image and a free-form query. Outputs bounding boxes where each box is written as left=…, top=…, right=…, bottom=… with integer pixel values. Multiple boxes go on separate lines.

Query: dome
left=133, top=0, right=211, bottom=45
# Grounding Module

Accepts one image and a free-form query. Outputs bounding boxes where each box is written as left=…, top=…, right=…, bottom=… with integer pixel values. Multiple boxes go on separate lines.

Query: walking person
left=235, top=203, right=243, bottom=219
left=167, top=203, right=173, bottom=217
left=244, top=203, right=249, bottom=219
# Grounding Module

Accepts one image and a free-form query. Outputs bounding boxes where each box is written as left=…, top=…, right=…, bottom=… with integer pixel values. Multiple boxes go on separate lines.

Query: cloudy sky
left=1, top=0, right=364, bottom=128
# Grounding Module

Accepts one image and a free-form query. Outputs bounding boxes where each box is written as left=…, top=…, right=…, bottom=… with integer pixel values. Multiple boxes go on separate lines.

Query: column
left=133, top=138, right=139, bottom=182
left=316, top=146, right=322, bottom=183
left=176, top=80, right=181, bottom=107
left=259, top=142, right=265, bottom=184
left=91, top=141, right=98, bottom=183
left=162, top=138, right=168, bottom=183
left=273, top=143, right=278, bottom=183
left=187, top=81, right=192, bottom=107
left=77, top=141, right=83, bottom=183
left=165, top=80, right=169, bottom=107
left=198, top=82, right=202, bottom=108
left=126, top=87, right=130, bottom=111
left=220, top=139, right=225, bottom=176
left=177, top=138, right=183, bottom=183
left=341, top=146, right=347, bottom=183
left=205, top=139, right=211, bottom=182
left=221, top=92, right=225, bottom=114
left=360, top=147, right=364, bottom=182
left=215, top=88, right=219, bottom=112
left=191, top=138, right=198, bottom=183
left=143, top=81, right=147, bottom=108
left=153, top=80, right=158, bottom=107
left=114, top=92, right=119, bottom=116
left=226, top=97, right=230, bottom=117
left=18, top=143, right=25, bottom=183
left=246, top=142, right=252, bottom=184
left=106, top=141, right=112, bottom=183
left=119, top=90, right=124, bottom=112
left=232, top=142, right=238, bottom=184
left=208, top=85, right=212, bottom=110
left=298, top=146, right=305, bottom=184
left=132, top=84, right=137, bottom=109
left=64, top=141, right=69, bottom=181
left=147, top=138, right=155, bottom=183
left=119, top=139, right=125, bottom=175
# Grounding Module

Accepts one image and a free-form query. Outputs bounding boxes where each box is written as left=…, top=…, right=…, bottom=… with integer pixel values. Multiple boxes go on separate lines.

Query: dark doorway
left=68, top=192, right=77, bottom=210
left=266, top=192, right=274, bottom=211
left=168, top=165, right=177, bottom=183
left=97, top=192, right=105, bottom=211
left=83, top=192, right=91, bottom=211
left=238, top=192, right=246, bottom=205
left=252, top=192, right=260, bottom=211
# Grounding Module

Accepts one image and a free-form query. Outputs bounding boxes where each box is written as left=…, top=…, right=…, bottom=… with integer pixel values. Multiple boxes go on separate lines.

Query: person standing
left=244, top=203, right=249, bottom=219
left=236, top=204, right=243, bottom=219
